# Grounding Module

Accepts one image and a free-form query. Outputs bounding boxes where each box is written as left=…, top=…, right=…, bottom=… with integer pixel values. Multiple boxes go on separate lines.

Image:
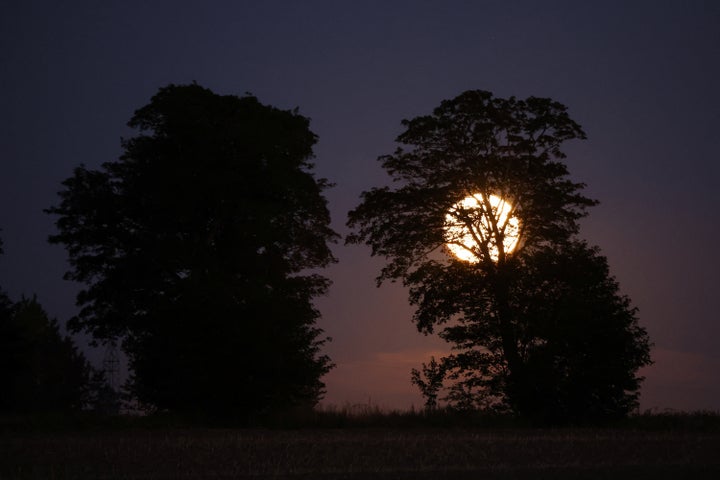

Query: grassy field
left=3, top=423, right=720, bottom=479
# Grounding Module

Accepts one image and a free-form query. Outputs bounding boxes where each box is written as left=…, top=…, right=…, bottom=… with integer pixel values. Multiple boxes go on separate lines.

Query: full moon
left=444, top=193, right=520, bottom=263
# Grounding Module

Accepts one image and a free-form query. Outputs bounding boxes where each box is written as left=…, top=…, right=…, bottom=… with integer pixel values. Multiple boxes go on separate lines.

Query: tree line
left=1, top=84, right=651, bottom=424
left=0, top=231, right=107, bottom=414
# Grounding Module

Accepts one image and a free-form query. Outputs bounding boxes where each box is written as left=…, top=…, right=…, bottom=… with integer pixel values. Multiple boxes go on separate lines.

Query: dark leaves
left=347, top=89, right=650, bottom=423
left=47, top=84, right=337, bottom=416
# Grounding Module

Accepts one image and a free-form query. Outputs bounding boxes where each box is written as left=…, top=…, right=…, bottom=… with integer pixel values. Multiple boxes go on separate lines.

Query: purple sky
left=1, top=1, right=719, bottom=411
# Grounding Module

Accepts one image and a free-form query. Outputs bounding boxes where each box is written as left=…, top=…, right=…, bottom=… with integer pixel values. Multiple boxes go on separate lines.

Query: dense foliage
left=0, top=293, right=93, bottom=414
left=1, top=231, right=94, bottom=414
left=348, top=90, right=651, bottom=423
left=47, top=84, right=337, bottom=417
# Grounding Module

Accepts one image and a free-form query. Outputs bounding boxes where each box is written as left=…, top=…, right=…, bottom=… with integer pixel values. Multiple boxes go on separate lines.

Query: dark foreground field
left=2, top=426, right=720, bottom=480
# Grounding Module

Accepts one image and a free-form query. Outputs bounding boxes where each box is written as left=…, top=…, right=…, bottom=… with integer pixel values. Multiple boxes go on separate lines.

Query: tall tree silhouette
left=47, top=84, right=337, bottom=417
left=348, top=90, right=651, bottom=423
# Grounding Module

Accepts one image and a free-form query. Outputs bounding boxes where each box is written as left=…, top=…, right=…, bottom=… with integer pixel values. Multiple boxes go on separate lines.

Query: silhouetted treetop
left=348, top=89, right=651, bottom=423
left=47, top=84, right=337, bottom=417
left=348, top=90, right=597, bottom=282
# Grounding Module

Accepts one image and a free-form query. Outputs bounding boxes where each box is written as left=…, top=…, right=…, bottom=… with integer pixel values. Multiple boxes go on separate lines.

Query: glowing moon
left=444, top=193, right=520, bottom=263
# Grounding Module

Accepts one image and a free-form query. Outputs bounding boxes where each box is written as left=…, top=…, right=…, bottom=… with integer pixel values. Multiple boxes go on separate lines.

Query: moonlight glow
left=444, top=193, right=520, bottom=263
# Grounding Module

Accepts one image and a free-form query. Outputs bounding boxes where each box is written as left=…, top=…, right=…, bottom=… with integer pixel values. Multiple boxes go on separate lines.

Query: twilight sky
left=1, top=0, right=719, bottom=411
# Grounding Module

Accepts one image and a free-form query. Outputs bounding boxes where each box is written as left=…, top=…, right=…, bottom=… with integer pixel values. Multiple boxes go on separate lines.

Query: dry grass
left=2, top=427, right=720, bottom=479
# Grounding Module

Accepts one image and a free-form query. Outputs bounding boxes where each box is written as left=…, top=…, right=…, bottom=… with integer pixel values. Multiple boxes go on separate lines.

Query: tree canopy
left=47, top=84, right=337, bottom=417
left=1, top=231, right=92, bottom=414
left=0, top=292, right=93, bottom=414
left=348, top=90, right=651, bottom=423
